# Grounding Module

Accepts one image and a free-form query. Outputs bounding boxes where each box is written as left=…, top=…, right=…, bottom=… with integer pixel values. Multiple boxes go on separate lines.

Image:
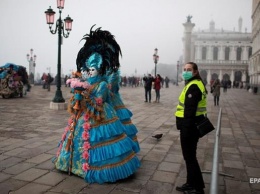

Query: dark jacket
left=143, top=76, right=154, bottom=89
left=46, top=74, right=53, bottom=84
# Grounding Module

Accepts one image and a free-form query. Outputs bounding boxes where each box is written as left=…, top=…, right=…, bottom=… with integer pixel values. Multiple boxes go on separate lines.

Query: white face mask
left=88, top=67, right=98, bottom=77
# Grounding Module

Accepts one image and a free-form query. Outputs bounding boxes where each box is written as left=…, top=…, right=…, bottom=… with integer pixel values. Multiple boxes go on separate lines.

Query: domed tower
left=209, top=20, right=215, bottom=32
left=238, top=16, right=242, bottom=32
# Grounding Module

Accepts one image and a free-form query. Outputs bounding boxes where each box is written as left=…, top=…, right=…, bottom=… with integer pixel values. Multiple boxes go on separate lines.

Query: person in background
left=18, top=67, right=30, bottom=95
left=211, top=79, right=221, bottom=106
left=41, top=73, right=48, bottom=89
left=222, top=80, right=228, bottom=93
left=165, top=76, right=170, bottom=88
left=175, top=62, right=207, bottom=194
left=64, top=75, right=68, bottom=87
left=143, top=74, right=154, bottom=103
left=154, top=74, right=162, bottom=103
left=46, top=73, right=53, bottom=91
left=161, top=76, right=164, bottom=88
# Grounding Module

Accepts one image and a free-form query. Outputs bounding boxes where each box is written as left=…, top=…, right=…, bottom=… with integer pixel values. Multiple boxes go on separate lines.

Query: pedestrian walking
left=41, top=73, right=47, bottom=89
left=46, top=73, right=53, bottom=91
left=161, top=76, right=164, bottom=88
left=222, top=80, right=228, bottom=93
left=154, top=74, right=162, bottom=103
left=175, top=62, right=207, bottom=194
left=64, top=75, right=68, bottom=87
left=211, top=79, right=221, bottom=106
left=143, top=74, right=154, bottom=103
left=165, top=76, right=170, bottom=88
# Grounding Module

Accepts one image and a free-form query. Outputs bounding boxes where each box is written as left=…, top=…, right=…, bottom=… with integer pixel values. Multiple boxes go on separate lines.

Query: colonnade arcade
left=195, top=45, right=252, bottom=61
left=199, top=66, right=247, bottom=86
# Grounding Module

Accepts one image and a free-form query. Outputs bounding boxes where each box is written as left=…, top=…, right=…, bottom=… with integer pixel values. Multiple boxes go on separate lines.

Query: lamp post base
left=52, top=90, right=65, bottom=103
left=50, top=101, right=68, bottom=110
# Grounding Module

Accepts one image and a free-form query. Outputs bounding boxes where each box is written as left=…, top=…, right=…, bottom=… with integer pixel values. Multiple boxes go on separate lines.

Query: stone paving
left=0, top=84, right=259, bottom=194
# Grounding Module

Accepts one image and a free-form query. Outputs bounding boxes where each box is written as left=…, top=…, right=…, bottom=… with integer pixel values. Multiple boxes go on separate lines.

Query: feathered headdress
left=76, top=25, right=122, bottom=76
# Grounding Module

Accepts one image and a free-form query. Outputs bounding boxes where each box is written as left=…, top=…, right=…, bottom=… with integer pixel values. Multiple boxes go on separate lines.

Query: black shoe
left=176, top=183, right=193, bottom=192
left=144, top=100, right=147, bottom=102
left=184, top=189, right=204, bottom=194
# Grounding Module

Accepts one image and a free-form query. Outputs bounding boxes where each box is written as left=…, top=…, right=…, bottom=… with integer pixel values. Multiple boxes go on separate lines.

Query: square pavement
left=0, top=85, right=259, bottom=194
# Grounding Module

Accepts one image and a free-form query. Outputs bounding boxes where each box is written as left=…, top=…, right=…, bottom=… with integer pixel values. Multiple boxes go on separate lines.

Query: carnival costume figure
left=107, top=70, right=140, bottom=153
left=53, top=26, right=141, bottom=184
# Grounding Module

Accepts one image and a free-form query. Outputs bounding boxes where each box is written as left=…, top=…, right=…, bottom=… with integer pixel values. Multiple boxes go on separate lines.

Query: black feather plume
left=76, top=25, right=122, bottom=75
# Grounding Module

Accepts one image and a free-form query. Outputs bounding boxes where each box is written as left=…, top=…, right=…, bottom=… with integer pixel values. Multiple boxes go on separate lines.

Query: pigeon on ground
left=152, top=133, right=163, bottom=140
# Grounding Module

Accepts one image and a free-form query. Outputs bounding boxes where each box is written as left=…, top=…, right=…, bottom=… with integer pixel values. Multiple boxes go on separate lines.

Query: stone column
left=198, top=45, right=202, bottom=60
left=207, top=46, right=213, bottom=60
left=207, top=69, right=211, bottom=84
left=183, top=21, right=195, bottom=63
left=191, top=40, right=195, bottom=61
left=219, top=69, right=223, bottom=80
left=242, top=71, right=246, bottom=82
left=231, top=69, right=234, bottom=82
left=242, top=46, right=247, bottom=60
left=231, top=46, right=236, bottom=60
left=219, top=46, right=224, bottom=60
left=195, top=46, right=198, bottom=60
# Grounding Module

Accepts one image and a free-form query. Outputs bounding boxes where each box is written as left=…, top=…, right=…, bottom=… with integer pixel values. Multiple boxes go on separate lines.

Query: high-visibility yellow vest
left=175, top=79, right=207, bottom=118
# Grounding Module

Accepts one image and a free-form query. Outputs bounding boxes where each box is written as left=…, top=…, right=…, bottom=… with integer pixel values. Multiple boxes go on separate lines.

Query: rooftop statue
left=187, top=15, right=192, bottom=23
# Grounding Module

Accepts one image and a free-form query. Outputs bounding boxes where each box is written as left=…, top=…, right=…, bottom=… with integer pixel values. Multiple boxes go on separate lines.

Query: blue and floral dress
left=107, top=71, right=140, bottom=153
left=54, top=75, right=140, bottom=183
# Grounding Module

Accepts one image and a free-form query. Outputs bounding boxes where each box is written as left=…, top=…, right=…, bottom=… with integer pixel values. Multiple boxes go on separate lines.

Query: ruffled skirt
left=54, top=103, right=140, bottom=184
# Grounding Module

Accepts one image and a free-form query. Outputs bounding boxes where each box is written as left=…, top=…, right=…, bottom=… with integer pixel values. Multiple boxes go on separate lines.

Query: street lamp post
left=153, top=48, right=159, bottom=77
left=26, top=49, right=37, bottom=84
left=47, top=67, right=51, bottom=74
left=44, top=0, right=73, bottom=103
left=176, top=61, right=179, bottom=86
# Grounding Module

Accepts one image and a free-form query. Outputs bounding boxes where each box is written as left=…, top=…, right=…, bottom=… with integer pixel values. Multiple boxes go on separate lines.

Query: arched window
left=234, top=71, right=242, bottom=81
left=248, top=47, right=252, bottom=58
left=236, top=47, right=242, bottom=61
left=213, top=47, right=218, bottom=60
left=202, top=47, right=207, bottom=60
left=225, top=47, right=230, bottom=60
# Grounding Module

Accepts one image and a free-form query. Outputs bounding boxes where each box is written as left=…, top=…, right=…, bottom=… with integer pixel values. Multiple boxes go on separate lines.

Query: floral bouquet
left=66, top=78, right=90, bottom=110
left=66, top=78, right=90, bottom=91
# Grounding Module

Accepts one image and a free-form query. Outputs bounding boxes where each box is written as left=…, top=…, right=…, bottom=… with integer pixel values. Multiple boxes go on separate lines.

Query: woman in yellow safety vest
left=175, top=62, right=208, bottom=194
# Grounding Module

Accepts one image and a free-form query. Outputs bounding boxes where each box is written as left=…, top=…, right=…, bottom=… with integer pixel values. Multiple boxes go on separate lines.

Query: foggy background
left=0, top=0, right=252, bottom=79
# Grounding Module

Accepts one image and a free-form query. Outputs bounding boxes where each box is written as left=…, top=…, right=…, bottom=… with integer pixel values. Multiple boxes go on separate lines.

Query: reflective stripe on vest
left=175, top=79, right=207, bottom=117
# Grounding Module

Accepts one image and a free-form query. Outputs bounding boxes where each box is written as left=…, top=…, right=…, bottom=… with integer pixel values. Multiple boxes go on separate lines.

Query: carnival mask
left=88, top=67, right=98, bottom=77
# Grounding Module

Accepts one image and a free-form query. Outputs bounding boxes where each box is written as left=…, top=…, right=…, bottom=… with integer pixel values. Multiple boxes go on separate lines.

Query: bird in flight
left=152, top=133, right=163, bottom=140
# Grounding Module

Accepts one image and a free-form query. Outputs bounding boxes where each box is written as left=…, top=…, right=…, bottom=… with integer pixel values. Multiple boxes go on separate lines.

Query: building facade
left=249, top=0, right=260, bottom=93
left=182, top=17, right=252, bottom=87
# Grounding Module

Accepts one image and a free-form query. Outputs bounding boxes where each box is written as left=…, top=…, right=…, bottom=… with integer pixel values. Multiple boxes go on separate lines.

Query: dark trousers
left=46, top=83, right=50, bottom=91
left=214, top=96, right=219, bottom=105
left=145, top=88, right=151, bottom=102
left=180, top=128, right=205, bottom=190
left=155, top=89, right=160, bottom=102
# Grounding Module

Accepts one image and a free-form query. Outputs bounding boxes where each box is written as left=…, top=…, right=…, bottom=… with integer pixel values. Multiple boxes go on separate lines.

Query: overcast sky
left=0, top=0, right=252, bottom=77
